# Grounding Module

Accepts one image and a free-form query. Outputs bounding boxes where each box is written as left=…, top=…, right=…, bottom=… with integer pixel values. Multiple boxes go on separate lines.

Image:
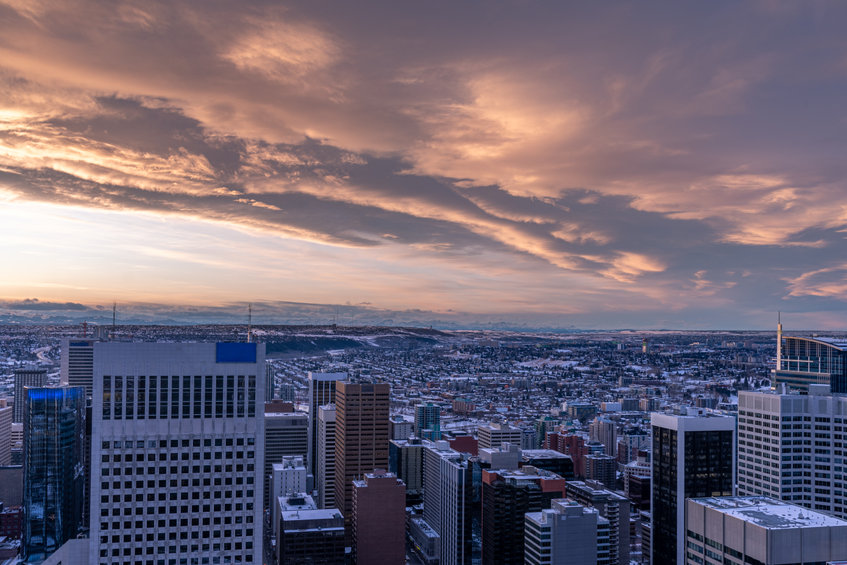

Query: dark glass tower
left=22, top=386, right=85, bottom=562
left=650, top=411, right=735, bottom=565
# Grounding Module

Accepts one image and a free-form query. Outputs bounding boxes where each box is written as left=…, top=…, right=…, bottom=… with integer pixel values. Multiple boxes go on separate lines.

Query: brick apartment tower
left=352, top=470, right=406, bottom=564
left=333, top=382, right=390, bottom=542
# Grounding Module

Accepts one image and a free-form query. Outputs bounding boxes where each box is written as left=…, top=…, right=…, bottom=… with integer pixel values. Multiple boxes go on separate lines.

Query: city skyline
left=3, top=2, right=847, bottom=329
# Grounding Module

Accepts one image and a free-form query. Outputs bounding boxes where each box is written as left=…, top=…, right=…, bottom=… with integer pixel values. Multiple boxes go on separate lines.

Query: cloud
left=2, top=1, right=847, bottom=327
left=1, top=298, right=91, bottom=311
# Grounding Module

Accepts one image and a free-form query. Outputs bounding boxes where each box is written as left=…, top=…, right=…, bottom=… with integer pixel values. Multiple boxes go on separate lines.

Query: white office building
left=317, top=404, right=336, bottom=509
left=685, top=496, right=847, bottom=565
left=524, top=499, right=610, bottom=565
left=738, top=387, right=847, bottom=518
left=89, top=342, right=265, bottom=565
left=307, top=372, right=345, bottom=478
left=422, top=440, right=473, bottom=565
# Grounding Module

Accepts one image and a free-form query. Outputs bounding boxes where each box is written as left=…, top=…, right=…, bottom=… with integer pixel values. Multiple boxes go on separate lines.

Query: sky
left=2, top=1, right=847, bottom=329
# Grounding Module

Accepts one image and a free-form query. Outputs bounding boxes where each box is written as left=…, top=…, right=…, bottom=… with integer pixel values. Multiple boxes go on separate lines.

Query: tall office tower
left=685, top=497, right=847, bottom=565
left=524, top=500, right=610, bottom=565
left=264, top=408, right=308, bottom=509
left=737, top=388, right=847, bottom=517
left=333, top=381, right=390, bottom=541
left=565, top=480, right=630, bottom=565
left=271, top=456, right=307, bottom=500
left=589, top=417, right=618, bottom=457
left=307, top=372, right=346, bottom=478
left=389, top=416, right=414, bottom=440
left=478, top=422, right=522, bottom=449
left=61, top=339, right=98, bottom=397
left=22, top=386, right=85, bottom=563
left=481, top=467, right=566, bottom=565
left=389, top=438, right=424, bottom=506
left=89, top=342, right=265, bottom=565
left=772, top=329, right=847, bottom=392
left=584, top=454, right=616, bottom=489
left=265, top=363, right=275, bottom=402
left=415, top=403, right=442, bottom=440
left=317, top=404, right=336, bottom=509
left=352, top=470, right=406, bottom=565
left=651, top=410, right=735, bottom=565
left=422, top=441, right=473, bottom=565
left=13, top=366, right=47, bottom=423
left=0, top=399, right=11, bottom=466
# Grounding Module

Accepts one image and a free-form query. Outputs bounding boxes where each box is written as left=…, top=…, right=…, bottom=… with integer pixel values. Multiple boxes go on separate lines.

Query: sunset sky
left=2, top=1, right=847, bottom=329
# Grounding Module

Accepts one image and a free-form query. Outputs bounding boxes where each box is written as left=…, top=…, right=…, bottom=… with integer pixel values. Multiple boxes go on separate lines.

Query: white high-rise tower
left=89, top=342, right=265, bottom=565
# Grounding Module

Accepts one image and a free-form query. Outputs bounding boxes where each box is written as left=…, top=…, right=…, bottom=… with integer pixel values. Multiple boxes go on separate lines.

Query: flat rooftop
left=691, top=496, right=847, bottom=529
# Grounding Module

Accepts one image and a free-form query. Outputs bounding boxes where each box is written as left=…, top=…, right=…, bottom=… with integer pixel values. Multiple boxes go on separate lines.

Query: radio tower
left=247, top=303, right=253, bottom=343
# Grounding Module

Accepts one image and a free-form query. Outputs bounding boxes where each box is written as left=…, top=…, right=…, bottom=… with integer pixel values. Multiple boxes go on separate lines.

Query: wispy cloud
left=2, top=1, right=847, bottom=327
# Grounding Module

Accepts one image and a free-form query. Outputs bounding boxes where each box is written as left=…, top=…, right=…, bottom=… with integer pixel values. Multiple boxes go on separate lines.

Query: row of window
left=102, top=374, right=257, bottom=420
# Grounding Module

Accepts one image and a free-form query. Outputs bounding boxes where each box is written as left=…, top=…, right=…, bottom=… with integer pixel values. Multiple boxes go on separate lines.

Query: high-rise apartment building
left=352, top=470, right=406, bottom=565
left=389, top=437, right=424, bottom=506
left=307, top=372, right=346, bottom=478
left=738, top=387, right=847, bottom=517
left=685, top=497, right=847, bottom=565
left=481, top=467, right=566, bottom=565
left=317, top=404, right=336, bottom=509
left=89, top=342, right=265, bottom=565
left=389, top=416, right=414, bottom=440
left=651, top=410, right=735, bottom=565
left=589, top=417, right=618, bottom=457
left=415, top=403, right=441, bottom=440
left=22, top=386, right=85, bottom=563
left=332, top=381, right=390, bottom=541
left=524, top=499, right=610, bottom=565
left=422, top=441, right=473, bottom=565
left=584, top=454, right=617, bottom=490
left=0, top=399, right=11, bottom=466
left=61, top=339, right=98, bottom=397
left=264, top=409, right=308, bottom=508
left=565, top=480, right=630, bottom=565
left=478, top=422, right=522, bottom=450
left=13, top=366, right=47, bottom=423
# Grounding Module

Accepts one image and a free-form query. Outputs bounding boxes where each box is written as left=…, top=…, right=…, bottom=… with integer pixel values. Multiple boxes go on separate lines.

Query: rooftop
left=787, top=336, right=847, bottom=351
left=690, top=496, right=847, bottom=529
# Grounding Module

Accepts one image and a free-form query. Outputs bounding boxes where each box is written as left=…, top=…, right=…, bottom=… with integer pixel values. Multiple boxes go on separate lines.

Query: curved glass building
left=774, top=335, right=847, bottom=393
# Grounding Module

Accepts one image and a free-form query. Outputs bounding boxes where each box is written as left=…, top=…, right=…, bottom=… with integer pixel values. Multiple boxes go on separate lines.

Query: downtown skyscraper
left=332, top=381, right=390, bottom=541
left=651, top=410, right=735, bottom=565
left=89, top=342, right=265, bottom=565
left=22, top=386, right=85, bottom=562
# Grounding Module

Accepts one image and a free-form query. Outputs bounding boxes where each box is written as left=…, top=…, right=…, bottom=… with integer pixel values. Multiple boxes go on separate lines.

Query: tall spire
left=776, top=311, right=783, bottom=372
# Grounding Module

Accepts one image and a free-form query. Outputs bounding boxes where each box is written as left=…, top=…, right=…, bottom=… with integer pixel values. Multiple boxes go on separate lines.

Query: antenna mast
left=247, top=303, right=253, bottom=343
left=112, top=302, right=117, bottom=330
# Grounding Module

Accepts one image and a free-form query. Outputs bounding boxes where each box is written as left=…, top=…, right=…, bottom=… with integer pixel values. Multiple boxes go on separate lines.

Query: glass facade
left=652, top=426, right=677, bottom=565
left=776, top=337, right=847, bottom=392
left=22, top=386, right=85, bottom=562
left=652, top=425, right=734, bottom=565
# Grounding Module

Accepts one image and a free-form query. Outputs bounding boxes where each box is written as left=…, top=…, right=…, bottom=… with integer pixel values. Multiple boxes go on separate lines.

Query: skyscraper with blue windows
left=22, top=386, right=85, bottom=563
